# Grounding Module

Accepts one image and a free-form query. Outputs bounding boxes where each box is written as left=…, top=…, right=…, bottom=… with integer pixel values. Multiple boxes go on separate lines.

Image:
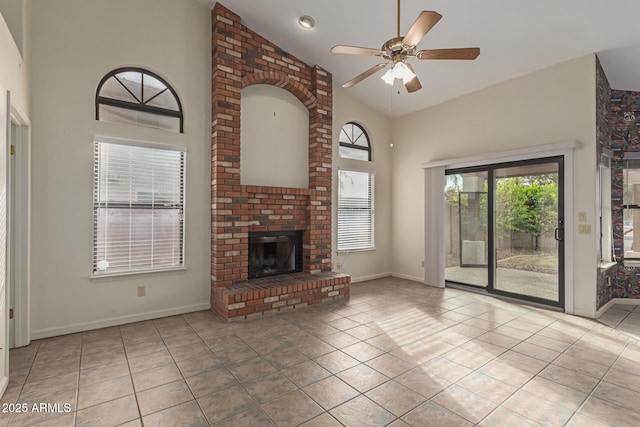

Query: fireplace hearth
left=248, top=231, right=302, bottom=279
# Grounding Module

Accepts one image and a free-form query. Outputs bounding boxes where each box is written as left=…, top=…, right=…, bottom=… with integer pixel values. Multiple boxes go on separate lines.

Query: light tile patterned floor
left=598, top=304, right=640, bottom=338
left=3, top=277, right=640, bottom=426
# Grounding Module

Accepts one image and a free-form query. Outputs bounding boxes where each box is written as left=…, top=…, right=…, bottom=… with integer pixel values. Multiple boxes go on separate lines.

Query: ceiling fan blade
left=402, top=11, right=442, bottom=47
left=331, top=45, right=383, bottom=56
left=404, top=64, right=422, bottom=93
left=416, top=48, right=480, bottom=60
left=342, top=63, right=388, bottom=88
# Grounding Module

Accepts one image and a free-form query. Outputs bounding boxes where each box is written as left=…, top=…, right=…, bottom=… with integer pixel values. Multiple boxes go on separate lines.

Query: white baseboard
left=0, top=377, right=8, bottom=399
left=571, top=308, right=597, bottom=319
left=349, top=272, right=391, bottom=283
left=390, top=272, right=425, bottom=284
left=31, top=303, right=211, bottom=340
left=595, top=299, right=619, bottom=318
left=607, top=298, right=640, bottom=306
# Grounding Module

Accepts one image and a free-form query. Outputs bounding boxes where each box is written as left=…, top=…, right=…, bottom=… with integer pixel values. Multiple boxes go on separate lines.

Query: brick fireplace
left=211, top=4, right=350, bottom=320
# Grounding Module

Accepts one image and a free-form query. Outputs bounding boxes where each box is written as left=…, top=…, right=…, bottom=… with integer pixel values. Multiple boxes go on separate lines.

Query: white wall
left=0, top=0, right=24, bottom=57
left=0, top=10, right=27, bottom=114
left=333, top=87, right=392, bottom=282
left=241, top=84, right=309, bottom=188
left=391, top=55, right=598, bottom=316
left=29, top=0, right=211, bottom=338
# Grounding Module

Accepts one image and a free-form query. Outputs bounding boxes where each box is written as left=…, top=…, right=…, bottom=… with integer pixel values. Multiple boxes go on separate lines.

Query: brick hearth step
left=213, top=272, right=350, bottom=321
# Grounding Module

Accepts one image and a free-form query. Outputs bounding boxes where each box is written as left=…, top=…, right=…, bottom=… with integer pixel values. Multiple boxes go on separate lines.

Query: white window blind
left=338, top=170, right=374, bottom=250
left=93, top=140, right=185, bottom=275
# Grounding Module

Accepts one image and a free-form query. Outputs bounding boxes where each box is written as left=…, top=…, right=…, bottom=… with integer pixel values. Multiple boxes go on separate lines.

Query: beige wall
left=0, top=0, right=24, bottom=57
left=241, top=84, right=309, bottom=188
left=391, top=55, right=598, bottom=316
left=29, top=0, right=211, bottom=338
left=333, top=87, right=392, bottom=282
left=0, top=9, right=27, bottom=114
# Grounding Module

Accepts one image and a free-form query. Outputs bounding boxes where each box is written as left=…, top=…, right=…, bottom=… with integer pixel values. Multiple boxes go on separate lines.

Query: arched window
left=96, top=67, right=183, bottom=133
left=339, top=122, right=371, bottom=161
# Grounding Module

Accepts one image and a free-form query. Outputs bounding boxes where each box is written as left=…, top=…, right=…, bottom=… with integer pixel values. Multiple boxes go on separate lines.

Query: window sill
left=337, top=247, right=376, bottom=254
left=623, top=259, right=640, bottom=269
left=90, top=266, right=187, bottom=280
left=598, top=261, right=617, bottom=272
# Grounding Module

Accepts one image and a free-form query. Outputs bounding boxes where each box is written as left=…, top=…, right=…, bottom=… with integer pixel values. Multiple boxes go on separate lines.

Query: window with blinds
left=93, top=139, right=185, bottom=275
left=338, top=170, right=374, bottom=251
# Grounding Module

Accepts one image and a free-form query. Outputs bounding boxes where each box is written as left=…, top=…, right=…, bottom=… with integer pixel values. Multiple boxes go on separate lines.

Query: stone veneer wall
left=595, top=56, right=613, bottom=310
left=210, top=4, right=334, bottom=313
left=611, top=87, right=640, bottom=301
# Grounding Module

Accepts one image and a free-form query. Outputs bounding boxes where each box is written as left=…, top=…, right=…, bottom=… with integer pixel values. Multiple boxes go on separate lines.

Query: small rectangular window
left=93, top=139, right=185, bottom=275
left=338, top=170, right=374, bottom=251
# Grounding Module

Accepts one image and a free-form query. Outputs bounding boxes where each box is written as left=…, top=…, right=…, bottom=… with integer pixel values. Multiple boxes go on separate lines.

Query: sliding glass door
left=445, top=157, right=564, bottom=308
left=444, top=170, right=489, bottom=288
left=493, top=161, right=563, bottom=303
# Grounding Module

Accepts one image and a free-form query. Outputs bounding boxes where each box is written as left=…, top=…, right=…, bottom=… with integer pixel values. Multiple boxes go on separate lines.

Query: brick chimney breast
left=211, top=3, right=341, bottom=319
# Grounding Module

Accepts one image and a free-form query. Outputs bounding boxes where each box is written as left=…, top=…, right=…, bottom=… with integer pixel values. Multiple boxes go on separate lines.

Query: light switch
left=578, top=224, right=591, bottom=234
left=578, top=212, right=586, bottom=222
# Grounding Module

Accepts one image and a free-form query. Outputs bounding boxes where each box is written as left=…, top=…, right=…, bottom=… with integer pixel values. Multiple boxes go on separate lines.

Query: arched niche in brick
left=240, top=84, right=309, bottom=188
left=242, top=71, right=317, bottom=111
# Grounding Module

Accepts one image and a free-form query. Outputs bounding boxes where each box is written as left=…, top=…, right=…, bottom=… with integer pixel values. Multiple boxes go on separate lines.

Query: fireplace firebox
left=248, top=231, right=303, bottom=279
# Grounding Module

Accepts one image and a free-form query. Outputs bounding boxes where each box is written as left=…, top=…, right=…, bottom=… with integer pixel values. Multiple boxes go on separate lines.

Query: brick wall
left=211, top=3, right=334, bottom=310
left=213, top=273, right=351, bottom=321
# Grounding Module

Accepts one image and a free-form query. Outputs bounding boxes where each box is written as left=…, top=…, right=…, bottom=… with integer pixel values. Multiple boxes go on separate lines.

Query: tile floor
left=597, top=303, right=640, bottom=339
left=3, top=277, right=640, bottom=426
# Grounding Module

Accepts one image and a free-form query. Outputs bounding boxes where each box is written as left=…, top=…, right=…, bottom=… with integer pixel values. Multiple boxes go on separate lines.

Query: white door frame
left=8, top=95, right=30, bottom=348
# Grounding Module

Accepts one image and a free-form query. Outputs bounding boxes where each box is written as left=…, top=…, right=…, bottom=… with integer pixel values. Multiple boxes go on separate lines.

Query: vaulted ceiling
left=200, top=0, right=640, bottom=118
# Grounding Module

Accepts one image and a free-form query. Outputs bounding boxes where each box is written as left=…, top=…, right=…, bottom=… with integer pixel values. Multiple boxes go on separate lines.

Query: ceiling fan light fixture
left=381, top=61, right=416, bottom=85
left=298, top=15, right=315, bottom=29
left=393, top=61, right=416, bottom=82
left=381, top=68, right=395, bottom=85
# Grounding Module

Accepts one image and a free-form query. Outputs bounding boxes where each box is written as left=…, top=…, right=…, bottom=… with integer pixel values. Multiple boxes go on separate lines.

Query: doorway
left=8, top=103, right=30, bottom=349
left=445, top=157, right=564, bottom=308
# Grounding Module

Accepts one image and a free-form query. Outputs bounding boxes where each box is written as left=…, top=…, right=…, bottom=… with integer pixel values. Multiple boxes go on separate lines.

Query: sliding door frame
left=444, top=165, right=489, bottom=289
left=445, top=155, right=565, bottom=309
left=489, top=156, right=565, bottom=308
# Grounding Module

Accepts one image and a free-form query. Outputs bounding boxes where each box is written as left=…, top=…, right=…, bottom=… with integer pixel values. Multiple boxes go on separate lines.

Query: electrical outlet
left=578, top=212, right=587, bottom=222
left=336, top=262, right=342, bottom=270
left=137, top=286, right=146, bottom=297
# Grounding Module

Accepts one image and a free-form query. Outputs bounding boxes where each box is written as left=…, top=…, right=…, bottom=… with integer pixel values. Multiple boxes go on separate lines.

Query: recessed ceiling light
left=298, top=15, right=315, bottom=29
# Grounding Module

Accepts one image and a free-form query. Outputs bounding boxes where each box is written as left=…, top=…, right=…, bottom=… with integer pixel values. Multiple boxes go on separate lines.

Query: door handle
left=555, top=219, right=564, bottom=241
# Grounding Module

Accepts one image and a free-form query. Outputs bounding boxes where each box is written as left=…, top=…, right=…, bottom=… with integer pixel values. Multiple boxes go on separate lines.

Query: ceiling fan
left=331, top=0, right=480, bottom=93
